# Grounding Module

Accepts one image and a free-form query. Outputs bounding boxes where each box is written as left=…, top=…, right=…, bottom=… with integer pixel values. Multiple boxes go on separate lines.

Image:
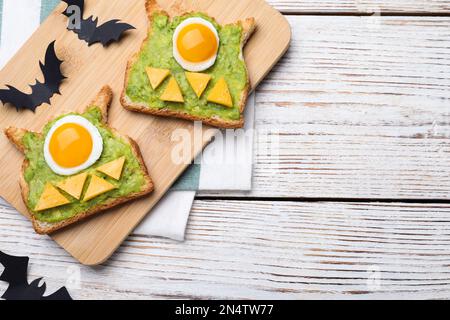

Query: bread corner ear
left=146, top=0, right=165, bottom=19
left=88, top=85, right=113, bottom=124
left=241, top=17, right=256, bottom=46
left=4, top=127, right=30, bottom=153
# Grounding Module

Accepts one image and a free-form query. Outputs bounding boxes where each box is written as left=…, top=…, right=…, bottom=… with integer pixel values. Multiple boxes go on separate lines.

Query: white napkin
left=199, top=94, right=255, bottom=191
left=134, top=191, right=196, bottom=241
left=0, top=0, right=42, bottom=67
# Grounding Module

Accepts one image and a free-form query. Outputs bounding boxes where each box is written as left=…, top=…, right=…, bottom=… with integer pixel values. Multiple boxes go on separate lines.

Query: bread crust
left=4, top=86, right=154, bottom=235
left=120, top=0, right=256, bottom=129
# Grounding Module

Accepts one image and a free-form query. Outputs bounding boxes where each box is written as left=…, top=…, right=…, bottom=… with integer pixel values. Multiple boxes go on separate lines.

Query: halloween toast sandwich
left=121, top=0, right=256, bottom=128
left=5, top=86, right=153, bottom=234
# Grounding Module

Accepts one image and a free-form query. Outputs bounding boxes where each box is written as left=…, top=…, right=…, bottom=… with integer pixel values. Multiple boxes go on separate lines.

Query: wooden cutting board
left=0, top=0, right=291, bottom=265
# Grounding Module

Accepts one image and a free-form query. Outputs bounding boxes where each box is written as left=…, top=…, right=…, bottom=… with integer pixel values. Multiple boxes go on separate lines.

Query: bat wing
left=89, top=19, right=135, bottom=47
left=70, top=16, right=99, bottom=43
left=0, top=251, right=29, bottom=287
left=0, top=85, right=34, bottom=111
left=0, top=41, right=64, bottom=112
left=62, top=0, right=85, bottom=17
left=62, top=4, right=135, bottom=47
left=43, top=286, right=73, bottom=300
left=0, top=251, right=73, bottom=300
left=33, top=41, right=66, bottom=97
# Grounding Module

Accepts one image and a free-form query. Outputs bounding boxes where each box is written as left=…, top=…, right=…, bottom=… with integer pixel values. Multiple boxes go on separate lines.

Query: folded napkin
left=0, top=0, right=255, bottom=241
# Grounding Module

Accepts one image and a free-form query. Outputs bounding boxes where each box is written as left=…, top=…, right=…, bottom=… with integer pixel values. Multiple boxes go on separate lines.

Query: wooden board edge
left=252, top=4, right=292, bottom=89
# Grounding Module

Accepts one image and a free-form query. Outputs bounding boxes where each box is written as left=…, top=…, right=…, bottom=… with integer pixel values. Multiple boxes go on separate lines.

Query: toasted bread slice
left=5, top=86, right=154, bottom=235
left=120, top=0, right=256, bottom=129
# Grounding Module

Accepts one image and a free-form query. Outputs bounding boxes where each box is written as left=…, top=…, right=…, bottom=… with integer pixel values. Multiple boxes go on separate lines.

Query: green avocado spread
left=125, top=12, right=248, bottom=121
left=23, top=106, right=147, bottom=224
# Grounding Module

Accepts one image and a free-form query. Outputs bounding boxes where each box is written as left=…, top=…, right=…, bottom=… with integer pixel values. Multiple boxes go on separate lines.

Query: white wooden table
left=2, top=0, right=450, bottom=299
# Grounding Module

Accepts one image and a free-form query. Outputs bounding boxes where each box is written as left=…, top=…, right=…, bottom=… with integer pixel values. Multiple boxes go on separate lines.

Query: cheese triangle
left=207, top=77, right=233, bottom=108
left=35, top=183, right=71, bottom=211
left=96, top=157, right=126, bottom=180
left=185, top=72, right=212, bottom=98
left=160, top=77, right=184, bottom=103
left=56, top=172, right=88, bottom=200
left=146, top=67, right=170, bottom=90
left=83, top=175, right=116, bottom=202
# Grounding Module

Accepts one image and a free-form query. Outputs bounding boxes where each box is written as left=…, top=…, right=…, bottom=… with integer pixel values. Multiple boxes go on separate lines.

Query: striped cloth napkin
left=0, top=0, right=255, bottom=241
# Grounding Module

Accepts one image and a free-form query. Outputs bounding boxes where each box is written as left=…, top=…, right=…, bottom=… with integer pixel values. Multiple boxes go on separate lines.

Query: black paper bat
left=0, top=250, right=72, bottom=300
left=62, top=0, right=135, bottom=47
left=0, top=41, right=65, bottom=112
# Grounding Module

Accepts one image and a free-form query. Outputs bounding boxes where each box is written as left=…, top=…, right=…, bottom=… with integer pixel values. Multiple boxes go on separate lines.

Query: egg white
left=173, top=17, right=220, bottom=72
left=44, top=115, right=103, bottom=176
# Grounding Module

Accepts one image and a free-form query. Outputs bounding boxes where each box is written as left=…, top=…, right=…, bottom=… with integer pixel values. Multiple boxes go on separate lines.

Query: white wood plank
left=200, top=16, right=450, bottom=200
left=2, top=201, right=450, bottom=299
left=268, top=0, right=450, bottom=14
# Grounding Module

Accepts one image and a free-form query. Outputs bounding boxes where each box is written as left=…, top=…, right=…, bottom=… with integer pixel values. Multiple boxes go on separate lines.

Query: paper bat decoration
left=62, top=0, right=135, bottom=47
left=0, top=41, right=65, bottom=112
left=0, top=250, right=72, bottom=300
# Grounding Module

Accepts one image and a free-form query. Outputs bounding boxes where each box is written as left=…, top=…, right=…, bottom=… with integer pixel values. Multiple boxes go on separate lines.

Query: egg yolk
left=176, top=23, right=218, bottom=63
left=49, top=123, right=93, bottom=168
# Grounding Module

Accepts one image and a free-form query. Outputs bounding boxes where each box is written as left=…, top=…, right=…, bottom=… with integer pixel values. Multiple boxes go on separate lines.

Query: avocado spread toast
left=5, top=86, right=153, bottom=235
left=121, top=0, right=256, bottom=128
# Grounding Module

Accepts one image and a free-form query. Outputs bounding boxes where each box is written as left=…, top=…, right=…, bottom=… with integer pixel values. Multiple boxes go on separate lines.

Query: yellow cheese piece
left=35, top=183, right=71, bottom=211
left=96, top=157, right=126, bottom=180
left=207, top=77, right=233, bottom=108
left=185, top=72, right=212, bottom=98
left=146, top=67, right=170, bottom=90
left=83, top=175, right=116, bottom=202
left=56, top=172, right=88, bottom=200
left=160, top=77, right=184, bottom=103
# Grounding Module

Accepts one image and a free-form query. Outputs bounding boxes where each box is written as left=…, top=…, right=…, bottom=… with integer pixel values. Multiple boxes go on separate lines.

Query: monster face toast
left=5, top=86, right=153, bottom=234
left=122, top=0, right=256, bottom=128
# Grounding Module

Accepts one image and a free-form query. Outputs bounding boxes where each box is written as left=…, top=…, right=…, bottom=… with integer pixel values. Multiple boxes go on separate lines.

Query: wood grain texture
left=200, top=16, right=450, bottom=200
left=0, top=0, right=290, bottom=265
left=268, top=0, right=450, bottom=14
left=2, top=200, right=450, bottom=299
